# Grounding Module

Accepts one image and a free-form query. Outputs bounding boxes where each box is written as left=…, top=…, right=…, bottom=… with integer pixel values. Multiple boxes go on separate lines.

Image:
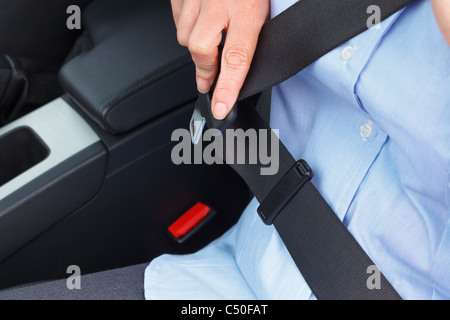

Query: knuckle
left=188, top=39, right=210, bottom=57
left=238, top=0, right=269, bottom=22
left=189, top=41, right=218, bottom=76
left=224, top=44, right=251, bottom=70
left=247, top=0, right=265, bottom=12
left=176, top=29, right=189, bottom=47
left=196, top=66, right=216, bottom=79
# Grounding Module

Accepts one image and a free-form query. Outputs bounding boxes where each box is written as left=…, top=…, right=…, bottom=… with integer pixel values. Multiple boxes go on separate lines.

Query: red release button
left=168, top=203, right=211, bottom=239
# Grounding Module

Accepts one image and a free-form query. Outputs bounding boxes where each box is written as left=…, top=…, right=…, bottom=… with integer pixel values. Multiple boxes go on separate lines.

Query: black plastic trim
left=0, top=142, right=107, bottom=263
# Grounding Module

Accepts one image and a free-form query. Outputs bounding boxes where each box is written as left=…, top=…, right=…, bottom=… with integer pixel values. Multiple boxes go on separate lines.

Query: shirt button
left=360, top=122, right=374, bottom=139
left=341, top=46, right=356, bottom=62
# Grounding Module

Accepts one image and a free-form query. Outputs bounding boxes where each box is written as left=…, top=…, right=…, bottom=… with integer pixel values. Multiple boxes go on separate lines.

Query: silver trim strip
left=0, top=98, right=100, bottom=201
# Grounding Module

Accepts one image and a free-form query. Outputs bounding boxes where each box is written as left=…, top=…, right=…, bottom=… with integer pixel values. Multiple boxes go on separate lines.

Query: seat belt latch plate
left=190, top=92, right=238, bottom=145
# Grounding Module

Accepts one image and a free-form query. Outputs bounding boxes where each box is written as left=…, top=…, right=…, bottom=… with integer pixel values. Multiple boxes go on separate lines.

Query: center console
left=0, top=0, right=252, bottom=289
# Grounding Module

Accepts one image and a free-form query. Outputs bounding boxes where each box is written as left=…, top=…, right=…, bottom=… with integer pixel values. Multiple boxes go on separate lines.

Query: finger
left=431, top=0, right=450, bottom=46
left=211, top=13, right=265, bottom=119
left=176, top=0, right=201, bottom=47
left=170, top=0, right=183, bottom=27
left=188, top=4, right=228, bottom=93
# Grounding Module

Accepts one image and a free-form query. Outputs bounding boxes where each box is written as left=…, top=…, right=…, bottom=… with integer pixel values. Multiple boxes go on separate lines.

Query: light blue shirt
left=145, top=0, right=450, bottom=300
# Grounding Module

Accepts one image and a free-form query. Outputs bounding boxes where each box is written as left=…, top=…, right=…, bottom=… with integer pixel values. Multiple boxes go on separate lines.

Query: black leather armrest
left=59, top=0, right=196, bottom=134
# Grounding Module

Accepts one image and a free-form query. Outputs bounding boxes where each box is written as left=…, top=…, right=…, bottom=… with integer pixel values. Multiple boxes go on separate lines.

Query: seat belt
left=192, top=0, right=415, bottom=299
left=239, top=0, right=414, bottom=100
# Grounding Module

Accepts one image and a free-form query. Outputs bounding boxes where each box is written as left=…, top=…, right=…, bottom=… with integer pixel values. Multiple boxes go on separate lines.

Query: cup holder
left=0, top=127, right=49, bottom=188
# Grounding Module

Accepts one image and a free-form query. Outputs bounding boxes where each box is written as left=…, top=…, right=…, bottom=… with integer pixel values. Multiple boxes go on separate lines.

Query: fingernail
left=213, top=103, right=228, bottom=120
left=197, top=77, right=211, bottom=94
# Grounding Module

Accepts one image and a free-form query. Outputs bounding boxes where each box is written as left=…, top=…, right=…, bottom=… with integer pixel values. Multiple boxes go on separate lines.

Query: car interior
left=0, top=0, right=257, bottom=291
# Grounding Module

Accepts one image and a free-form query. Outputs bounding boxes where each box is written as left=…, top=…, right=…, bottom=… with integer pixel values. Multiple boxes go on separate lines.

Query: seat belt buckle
left=257, top=160, right=314, bottom=225
left=189, top=91, right=237, bottom=145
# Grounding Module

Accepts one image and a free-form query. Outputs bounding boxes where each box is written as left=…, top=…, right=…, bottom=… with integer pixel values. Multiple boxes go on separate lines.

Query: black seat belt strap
left=213, top=0, right=415, bottom=299
left=223, top=103, right=401, bottom=300
left=239, top=0, right=414, bottom=100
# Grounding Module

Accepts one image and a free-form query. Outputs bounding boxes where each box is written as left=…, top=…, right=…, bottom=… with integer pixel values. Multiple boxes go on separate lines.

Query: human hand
left=432, top=0, right=450, bottom=46
left=171, top=0, right=270, bottom=119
